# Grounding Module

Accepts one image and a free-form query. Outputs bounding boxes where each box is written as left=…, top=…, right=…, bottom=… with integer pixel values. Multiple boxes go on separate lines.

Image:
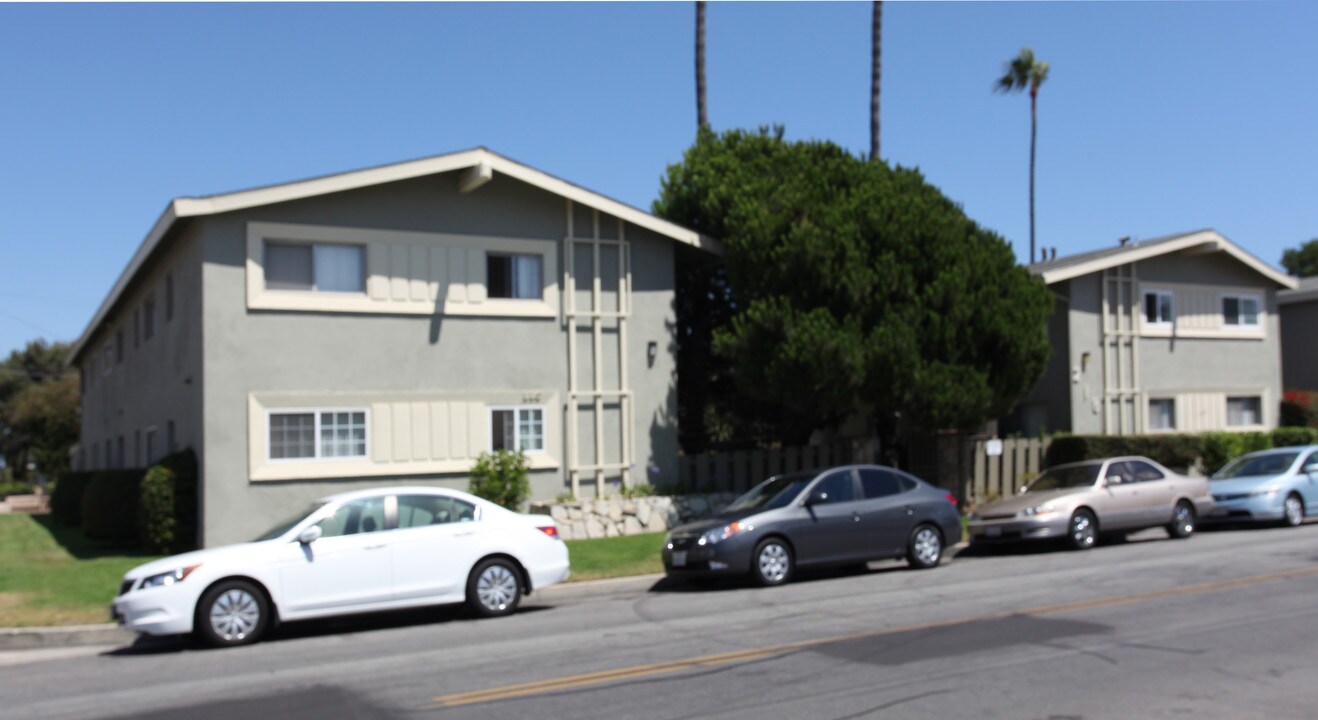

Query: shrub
left=50, top=471, right=97, bottom=526
left=139, top=450, right=199, bottom=554
left=1044, top=434, right=1203, bottom=472
left=1282, top=390, right=1318, bottom=428
left=1201, top=432, right=1272, bottom=475
left=1271, top=426, right=1318, bottom=448
left=469, top=450, right=531, bottom=510
left=81, top=469, right=145, bottom=545
left=0, top=481, right=33, bottom=499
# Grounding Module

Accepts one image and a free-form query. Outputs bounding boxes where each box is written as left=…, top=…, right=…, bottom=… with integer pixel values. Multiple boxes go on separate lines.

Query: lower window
left=490, top=406, right=545, bottom=453
left=269, top=409, right=368, bottom=460
left=1148, top=399, right=1175, bottom=430
left=1226, top=397, right=1262, bottom=427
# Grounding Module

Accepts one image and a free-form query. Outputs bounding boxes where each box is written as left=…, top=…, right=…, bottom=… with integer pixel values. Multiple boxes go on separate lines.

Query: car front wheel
left=467, top=558, right=522, bottom=618
left=1068, top=509, right=1097, bottom=550
left=751, top=538, right=793, bottom=587
left=1282, top=493, right=1304, bottom=527
left=196, top=580, right=269, bottom=648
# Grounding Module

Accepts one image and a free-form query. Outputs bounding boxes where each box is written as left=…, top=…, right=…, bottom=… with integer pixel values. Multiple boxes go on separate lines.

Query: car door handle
left=904, top=506, right=914, bottom=516
left=455, top=531, right=476, bottom=537
left=852, top=512, right=862, bottom=522
left=364, top=543, right=387, bottom=550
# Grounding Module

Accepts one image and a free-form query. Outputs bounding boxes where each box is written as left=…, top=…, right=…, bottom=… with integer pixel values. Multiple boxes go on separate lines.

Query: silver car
left=967, top=456, right=1215, bottom=550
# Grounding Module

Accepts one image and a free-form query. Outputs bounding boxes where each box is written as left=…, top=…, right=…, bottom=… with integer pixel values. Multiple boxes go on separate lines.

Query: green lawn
left=565, top=531, right=666, bottom=581
left=0, top=514, right=161, bottom=627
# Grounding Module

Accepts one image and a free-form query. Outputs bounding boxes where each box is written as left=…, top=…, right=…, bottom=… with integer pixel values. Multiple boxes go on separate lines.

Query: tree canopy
left=655, top=128, right=1053, bottom=443
left=1281, top=239, right=1318, bottom=277
left=0, top=340, right=78, bottom=482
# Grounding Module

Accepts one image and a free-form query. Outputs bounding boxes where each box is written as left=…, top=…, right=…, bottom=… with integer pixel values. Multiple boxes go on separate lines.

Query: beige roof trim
left=70, top=148, right=720, bottom=362
left=1038, top=230, right=1297, bottom=289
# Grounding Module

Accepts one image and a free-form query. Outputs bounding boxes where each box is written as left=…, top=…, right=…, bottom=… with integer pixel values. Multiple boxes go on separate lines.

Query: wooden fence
left=969, top=437, right=1052, bottom=505
left=677, top=440, right=872, bottom=496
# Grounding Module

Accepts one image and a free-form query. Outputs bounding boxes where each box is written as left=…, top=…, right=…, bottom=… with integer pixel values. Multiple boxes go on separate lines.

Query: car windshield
left=1025, top=464, right=1101, bottom=492
left=1213, top=452, right=1301, bottom=480
left=252, top=502, right=325, bottom=542
left=723, top=473, right=815, bottom=512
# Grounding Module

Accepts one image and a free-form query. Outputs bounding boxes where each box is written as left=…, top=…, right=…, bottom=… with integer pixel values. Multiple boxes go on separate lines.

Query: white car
left=111, top=486, right=569, bottom=647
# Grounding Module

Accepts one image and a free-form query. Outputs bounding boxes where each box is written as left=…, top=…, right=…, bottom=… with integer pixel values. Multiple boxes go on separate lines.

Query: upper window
left=487, top=253, right=542, bottom=299
left=490, top=406, right=545, bottom=453
left=269, top=409, right=368, bottom=461
left=1148, top=398, right=1175, bottom=431
left=143, top=293, right=157, bottom=340
left=1226, top=396, right=1263, bottom=427
left=1143, top=291, right=1173, bottom=326
left=265, top=242, right=365, bottom=293
left=397, top=494, right=477, bottom=529
left=1222, top=295, right=1261, bottom=327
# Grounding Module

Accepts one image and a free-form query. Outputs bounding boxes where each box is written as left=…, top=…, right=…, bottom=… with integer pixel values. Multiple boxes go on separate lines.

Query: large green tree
left=0, top=340, right=77, bottom=481
left=655, top=129, right=1053, bottom=445
left=1281, top=239, right=1318, bottom=277
left=995, top=47, right=1050, bottom=264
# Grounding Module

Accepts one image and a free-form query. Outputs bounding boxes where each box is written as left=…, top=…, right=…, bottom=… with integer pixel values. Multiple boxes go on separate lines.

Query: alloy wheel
left=1070, top=511, right=1096, bottom=549
left=757, top=543, right=789, bottom=584
left=912, top=527, right=942, bottom=568
left=1284, top=494, right=1304, bottom=527
left=476, top=563, right=519, bottom=613
left=209, top=588, right=261, bottom=642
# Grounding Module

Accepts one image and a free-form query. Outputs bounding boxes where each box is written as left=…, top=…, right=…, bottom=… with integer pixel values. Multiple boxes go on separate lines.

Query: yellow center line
left=428, top=565, right=1318, bottom=709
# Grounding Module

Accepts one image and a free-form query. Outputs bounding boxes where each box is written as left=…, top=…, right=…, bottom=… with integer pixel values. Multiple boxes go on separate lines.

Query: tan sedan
left=967, top=456, right=1215, bottom=550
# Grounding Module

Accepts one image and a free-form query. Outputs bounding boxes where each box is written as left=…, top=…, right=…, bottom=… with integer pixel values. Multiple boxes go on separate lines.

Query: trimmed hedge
left=0, top=482, right=33, bottom=499
left=50, top=471, right=97, bottom=526
left=1046, top=429, right=1318, bottom=476
left=139, top=449, right=199, bottom=554
left=81, top=470, right=146, bottom=544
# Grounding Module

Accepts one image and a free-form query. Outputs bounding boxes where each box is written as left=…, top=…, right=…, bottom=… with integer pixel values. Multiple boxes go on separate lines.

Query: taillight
left=944, top=493, right=959, bottom=507
left=537, top=525, right=560, bottom=539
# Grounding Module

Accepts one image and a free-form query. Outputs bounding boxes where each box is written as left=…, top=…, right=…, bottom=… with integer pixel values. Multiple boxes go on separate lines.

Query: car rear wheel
left=906, top=524, right=943, bottom=570
left=751, top=538, right=792, bottom=587
left=1067, top=509, right=1097, bottom=550
left=196, top=580, right=269, bottom=648
left=467, top=558, right=522, bottom=618
left=1167, top=501, right=1195, bottom=539
left=1282, top=493, right=1304, bottom=527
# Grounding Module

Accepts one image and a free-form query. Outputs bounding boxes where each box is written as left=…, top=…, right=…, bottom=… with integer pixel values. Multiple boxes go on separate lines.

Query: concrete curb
left=0, top=624, right=134, bottom=651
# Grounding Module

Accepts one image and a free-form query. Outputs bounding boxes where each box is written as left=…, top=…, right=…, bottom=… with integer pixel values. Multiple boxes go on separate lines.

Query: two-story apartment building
left=70, top=148, right=719, bottom=546
left=1279, top=277, right=1318, bottom=392
left=1006, top=230, right=1296, bottom=437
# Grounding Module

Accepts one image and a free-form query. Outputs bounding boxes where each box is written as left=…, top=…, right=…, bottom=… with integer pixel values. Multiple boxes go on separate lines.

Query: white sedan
left=111, top=486, right=569, bottom=647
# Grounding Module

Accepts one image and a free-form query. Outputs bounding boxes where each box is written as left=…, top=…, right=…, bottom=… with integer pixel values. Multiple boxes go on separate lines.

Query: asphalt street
left=3, top=522, right=1317, bottom=720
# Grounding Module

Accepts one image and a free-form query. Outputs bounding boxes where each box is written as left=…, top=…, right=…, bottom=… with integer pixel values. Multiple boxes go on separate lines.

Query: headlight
left=140, top=565, right=200, bottom=589
left=1018, top=504, right=1057, bottom=518
left=1248, top=486, right=1281, bottom=497
left=698, top=522, right=753, bottom=546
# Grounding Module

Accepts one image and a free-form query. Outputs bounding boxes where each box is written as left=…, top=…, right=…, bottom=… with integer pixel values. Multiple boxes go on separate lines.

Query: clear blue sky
left=2, top=1, right=1316, bottom=358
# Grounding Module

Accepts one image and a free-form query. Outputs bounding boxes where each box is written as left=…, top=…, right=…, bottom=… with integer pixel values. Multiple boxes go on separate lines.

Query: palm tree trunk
left=870, top=1, right=882, bottom=161
left=696, top=1, right=708, bottom=131
left=1029, top=88, right=1037, bottom=264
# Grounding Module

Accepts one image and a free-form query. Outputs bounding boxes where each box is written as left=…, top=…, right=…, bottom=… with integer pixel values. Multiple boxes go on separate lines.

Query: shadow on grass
left=105, top=604, right=552, bottom=656
left=29, top=514, right=154, bottom=560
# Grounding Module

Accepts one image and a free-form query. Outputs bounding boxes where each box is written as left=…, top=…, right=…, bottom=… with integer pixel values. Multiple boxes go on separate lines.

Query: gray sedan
left=967, top=456, right=1214, bottom=550
left=662, top=465, right=963, bottom=586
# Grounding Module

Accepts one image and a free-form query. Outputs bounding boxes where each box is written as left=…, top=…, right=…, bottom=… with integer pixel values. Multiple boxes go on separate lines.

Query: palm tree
left=696, top=1, right=708, bottom=131
left=995, top=48, right=1049, bottom=264
left=870, top=1, right=882, bottom=161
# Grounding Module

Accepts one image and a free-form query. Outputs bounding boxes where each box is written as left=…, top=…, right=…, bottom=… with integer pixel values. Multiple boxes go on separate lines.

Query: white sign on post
left=985, top=439, right=1004, bottom=457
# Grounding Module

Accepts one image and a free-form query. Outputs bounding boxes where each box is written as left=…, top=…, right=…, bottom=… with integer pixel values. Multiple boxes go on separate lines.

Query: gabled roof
left=1278, top=276, right=1318, bottom=305
left=71, top=148, right=720, bottom=362
left=1028, top=229, right=1297, bottom=289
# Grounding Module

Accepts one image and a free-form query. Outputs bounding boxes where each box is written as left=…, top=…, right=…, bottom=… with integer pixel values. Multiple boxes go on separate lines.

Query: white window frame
left=487, top=405, right=547, bottom=455
left=1142, top=289, right=1174, bottom=328
left=1221, top=293, right=1262, bottom=328
left=1225, top=395, right=1264, bottom=429
left=486, top=252, right=545, bottom=301
left=1147, top=397, right=1176, bottom=432
left=266, top=408, right=371, bottom=463
left=263, top=240, right=368, bottom=294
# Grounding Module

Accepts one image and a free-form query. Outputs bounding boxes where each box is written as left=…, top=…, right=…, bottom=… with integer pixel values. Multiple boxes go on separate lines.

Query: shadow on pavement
left=646, top=561, right=910, bottom=594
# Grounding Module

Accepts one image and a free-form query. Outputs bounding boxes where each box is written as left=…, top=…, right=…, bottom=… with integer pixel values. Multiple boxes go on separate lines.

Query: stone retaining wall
left=528, top=493, right=739, bottom=540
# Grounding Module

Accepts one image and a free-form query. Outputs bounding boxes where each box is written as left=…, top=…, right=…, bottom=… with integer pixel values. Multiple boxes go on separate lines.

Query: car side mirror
left=296, top=525, right=323, bottom=544
left=1104, top=475, right=1122, bottom=487
left=805, top=490, right=829, bottom=507
left=1305, top=463, right=1318, bottom=475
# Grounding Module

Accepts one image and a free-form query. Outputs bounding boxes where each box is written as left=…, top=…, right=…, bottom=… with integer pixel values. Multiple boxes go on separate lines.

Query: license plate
left=672, top=551, right=687, bottom=567
left=985, top=526, right=1002, bottom=538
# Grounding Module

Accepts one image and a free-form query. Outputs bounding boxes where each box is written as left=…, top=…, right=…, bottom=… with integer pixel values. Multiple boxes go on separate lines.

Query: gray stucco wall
left=1280, top=300, right=1318, bottom=391
left=77, top=227, right=204, bottom=479
left=199, top=172, right=679, bottom=546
